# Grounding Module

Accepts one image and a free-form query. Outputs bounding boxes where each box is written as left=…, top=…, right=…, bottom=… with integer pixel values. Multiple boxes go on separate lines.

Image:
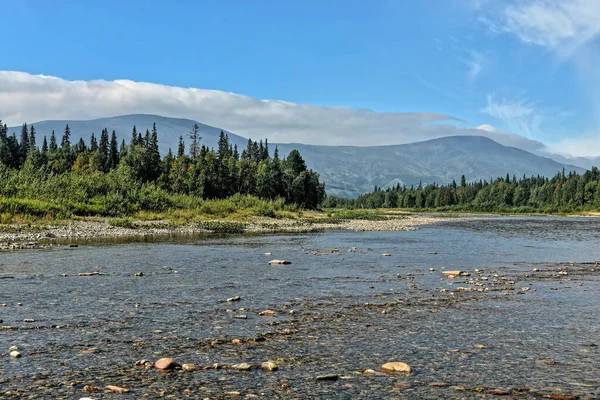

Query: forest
left=0, top=120, right=325, bottom=219
left=323, top=169, right=600, bottom=213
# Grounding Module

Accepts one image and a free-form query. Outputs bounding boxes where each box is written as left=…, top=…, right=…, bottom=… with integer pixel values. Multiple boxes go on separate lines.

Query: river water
left=1, top=216, right=600, bottom=399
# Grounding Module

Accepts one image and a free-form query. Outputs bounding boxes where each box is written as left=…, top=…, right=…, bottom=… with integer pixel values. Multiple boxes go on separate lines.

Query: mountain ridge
left=7, top=114, right=586, bottom=197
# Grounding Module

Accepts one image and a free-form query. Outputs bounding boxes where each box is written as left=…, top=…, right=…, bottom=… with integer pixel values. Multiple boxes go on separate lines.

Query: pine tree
left=41, top=136, right=48, bottom=154
left=90, top=133, right=98, bottom=152
left=108, top=130, right=119, bottom=169
left=177, top=136, right=185, bottom=157
left=99, top=128, right=109, bottom=171
left=28, top=125, right=36, bottom=153
left=131, top=125, right=138, bottom=146
left=61, top=124, right=71, bottom=149
left=19, top=123, right=29, bottom=163
left=49, top=130, right=58, bottom=152
left=189, top=123, right=201, bottom=159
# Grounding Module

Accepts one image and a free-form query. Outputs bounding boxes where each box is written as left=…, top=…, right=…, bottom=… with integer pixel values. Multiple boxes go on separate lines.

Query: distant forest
left=0, top=120, right=325, bottom=217
left=324, top=169, right=600, bottom=213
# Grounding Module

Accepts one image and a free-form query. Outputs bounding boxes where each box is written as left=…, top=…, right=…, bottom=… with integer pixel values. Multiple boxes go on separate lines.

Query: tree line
left=0, top=120, right=325, bottom=217
left=324, top=169, right=600, bottom=213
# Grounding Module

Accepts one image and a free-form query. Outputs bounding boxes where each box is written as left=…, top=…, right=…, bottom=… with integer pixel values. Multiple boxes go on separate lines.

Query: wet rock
left=474, top=344, right=485, bottom=349
left=77, top=272, right=101, bottom=277
left=380, top=362, right=412, bottom=374
left=269, top=260, right=291, bottom=265
left=134, top=271, right=144, bottom=277
left=227, top=296, right=241, bottom=302
left=105, top=385, right=130, bottom=393
left=9, top=351, right=21, bottom=358
left=182, top=363, right=197, bottom=371
left=442, top=270, right=469, bottom=276
left=234, top=315, right=247, bottom=319
left=231, top=339, right=242, bottom=345
left=428, top=382, right=449, bottom=387
left=542, top=394, right=577, bottom=400
left=155, top=358, right=178, bottom=370
left=382, top=253, right=391, bottom=257
left=487, top=388, right=512, bottom=395
left=261, top=361, right=278, bottom=371
left=316, top=374, right=339, bottom=381
left=82, top=385, right=100, bottom=393
left=259, top=310, right=276, bottom=316
left=9, top=346, right=18, bottom=352
left=536, top=359, right=556, bottom=365
left=363, top=369, right=377, bottom=375
left=231, top=363, right=252, bottom=371
left=23, top=319, right=34, bottom=323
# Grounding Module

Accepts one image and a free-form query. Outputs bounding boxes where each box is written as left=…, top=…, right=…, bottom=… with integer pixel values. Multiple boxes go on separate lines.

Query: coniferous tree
left=28, top=125, right=36, bottom=153
left=108, top=130, right=119, bottom=170
left=19, top=123, right=29, bottom=164
left=98, top=128, right=109, bottom=171
left=90, top=133, right=98, bottom=152
left=177, top=136, right=185, bottom=157
left=41, top=136, right=48, bottom=154
left=61, top=124, right=71, bottom=150
left=49, top=130, right=58, bottom=152
left=189, top=123, right=201, bottom=159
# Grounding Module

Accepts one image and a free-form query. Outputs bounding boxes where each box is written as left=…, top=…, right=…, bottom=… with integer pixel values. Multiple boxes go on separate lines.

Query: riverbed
left=1, top=216, right=599, bottom=399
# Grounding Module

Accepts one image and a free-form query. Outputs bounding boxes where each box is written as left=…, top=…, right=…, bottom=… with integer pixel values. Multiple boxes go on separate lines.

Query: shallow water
left=1, top=216, right=600, bottom=399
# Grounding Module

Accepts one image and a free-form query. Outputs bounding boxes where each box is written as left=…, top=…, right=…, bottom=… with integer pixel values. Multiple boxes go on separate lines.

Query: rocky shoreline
left=0, top=214, right=465, bottom=246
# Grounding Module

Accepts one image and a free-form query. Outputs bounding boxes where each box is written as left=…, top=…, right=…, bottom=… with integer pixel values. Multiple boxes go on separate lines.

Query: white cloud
left=0, top=71, right=556, bottom=153
left=0, top=71, right=477, bottom=146
left=481, top=94, right=545, bottom=138
left=548, top=133, right=600, bottom=158
left=461, top=51, right=485, bottom=83
left=478, top=0, right=600, bottom=58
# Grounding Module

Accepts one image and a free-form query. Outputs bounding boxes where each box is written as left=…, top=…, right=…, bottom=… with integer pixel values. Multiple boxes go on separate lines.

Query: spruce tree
left=41, top=136, right=48, bottom=154
left=61, top=124, right=71, bottom=150
left=49, top=130, right=58, bottom=152
left=19, top=123, right=29, bottom=163
left=99, top=128, right=109, bottom=171
left=189, top=123, right=201, bottom=159
left=177, top=136, right=185, bottom=157
left=108, top=130, right=119, bottom=169
left=90, top=132, right=98, bottom=152
left=131, top=125, right=138, bottom=146
left=28, top=125, right=36, bottom=153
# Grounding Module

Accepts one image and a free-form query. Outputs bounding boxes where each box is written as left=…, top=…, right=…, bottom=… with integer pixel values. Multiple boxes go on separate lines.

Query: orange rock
left=155, top=358, right=178, bottom=370
left=380, top=362, right=412, bottom=374
left=105, top=385, right=130, bottom=393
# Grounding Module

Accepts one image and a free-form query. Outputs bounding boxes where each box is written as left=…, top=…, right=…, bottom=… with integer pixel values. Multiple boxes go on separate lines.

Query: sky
left=1, top=0, right=600, bottom=156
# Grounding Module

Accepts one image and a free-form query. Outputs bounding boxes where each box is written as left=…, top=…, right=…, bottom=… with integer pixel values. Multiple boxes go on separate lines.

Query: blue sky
left=2, top=0, right=600, bottom=155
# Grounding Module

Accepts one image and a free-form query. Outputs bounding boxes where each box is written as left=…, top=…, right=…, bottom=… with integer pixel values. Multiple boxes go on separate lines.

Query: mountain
left=8, top=115, right=586, bottom=198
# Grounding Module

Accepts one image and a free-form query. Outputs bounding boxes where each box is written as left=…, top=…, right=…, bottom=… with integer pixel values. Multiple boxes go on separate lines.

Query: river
left=1, top=216, right=599, bottom=399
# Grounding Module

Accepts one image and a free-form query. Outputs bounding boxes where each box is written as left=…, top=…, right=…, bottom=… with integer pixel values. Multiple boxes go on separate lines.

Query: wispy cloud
left=481, top=94, right=544, bottom=139
left=461, top=50, right=485, bottom=83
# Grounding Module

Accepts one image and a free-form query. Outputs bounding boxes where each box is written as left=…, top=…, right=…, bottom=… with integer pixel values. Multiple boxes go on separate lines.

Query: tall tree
left=49, top=130, right=58, bottom=152
left=189, top=123, right=201, bottom=159
left=177, top=136, right=185, bottom=157
left=108, top=130, right=119, bottom=169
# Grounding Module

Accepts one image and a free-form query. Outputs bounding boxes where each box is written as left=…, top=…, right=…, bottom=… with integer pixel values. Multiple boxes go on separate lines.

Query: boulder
left=231, top=363, right=252, bottom=371
left=182, top=363, right=197, bottom=371
left=269, top=260, right=291, bottom=265
left=9, top=350, right=21, bottom=358
left=155, top=358, right=178, bottom=370
left=259, top=310, right=276, bottom=316
left=382, top=253, right=391, bottom=257
left=261, top=361, right=278, bottom=371
left=380, top=362, right=412, bottom=374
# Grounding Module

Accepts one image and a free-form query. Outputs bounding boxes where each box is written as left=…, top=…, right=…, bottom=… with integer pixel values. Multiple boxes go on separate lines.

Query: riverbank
left=0, top=213, right=466, bottom=245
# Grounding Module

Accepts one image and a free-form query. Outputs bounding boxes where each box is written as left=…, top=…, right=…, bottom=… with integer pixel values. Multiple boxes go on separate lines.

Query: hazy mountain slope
left=8, top=115, right=585, bottom=198
left=276, top=136, right=585, bottom=197
left=8, top=114, right=250, bottom=154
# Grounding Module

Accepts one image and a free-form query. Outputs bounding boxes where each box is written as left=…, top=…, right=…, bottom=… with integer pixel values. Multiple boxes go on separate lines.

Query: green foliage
left=0, top=119, right=327, bottom=220
left=328, top=168, right=600, bottom=214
